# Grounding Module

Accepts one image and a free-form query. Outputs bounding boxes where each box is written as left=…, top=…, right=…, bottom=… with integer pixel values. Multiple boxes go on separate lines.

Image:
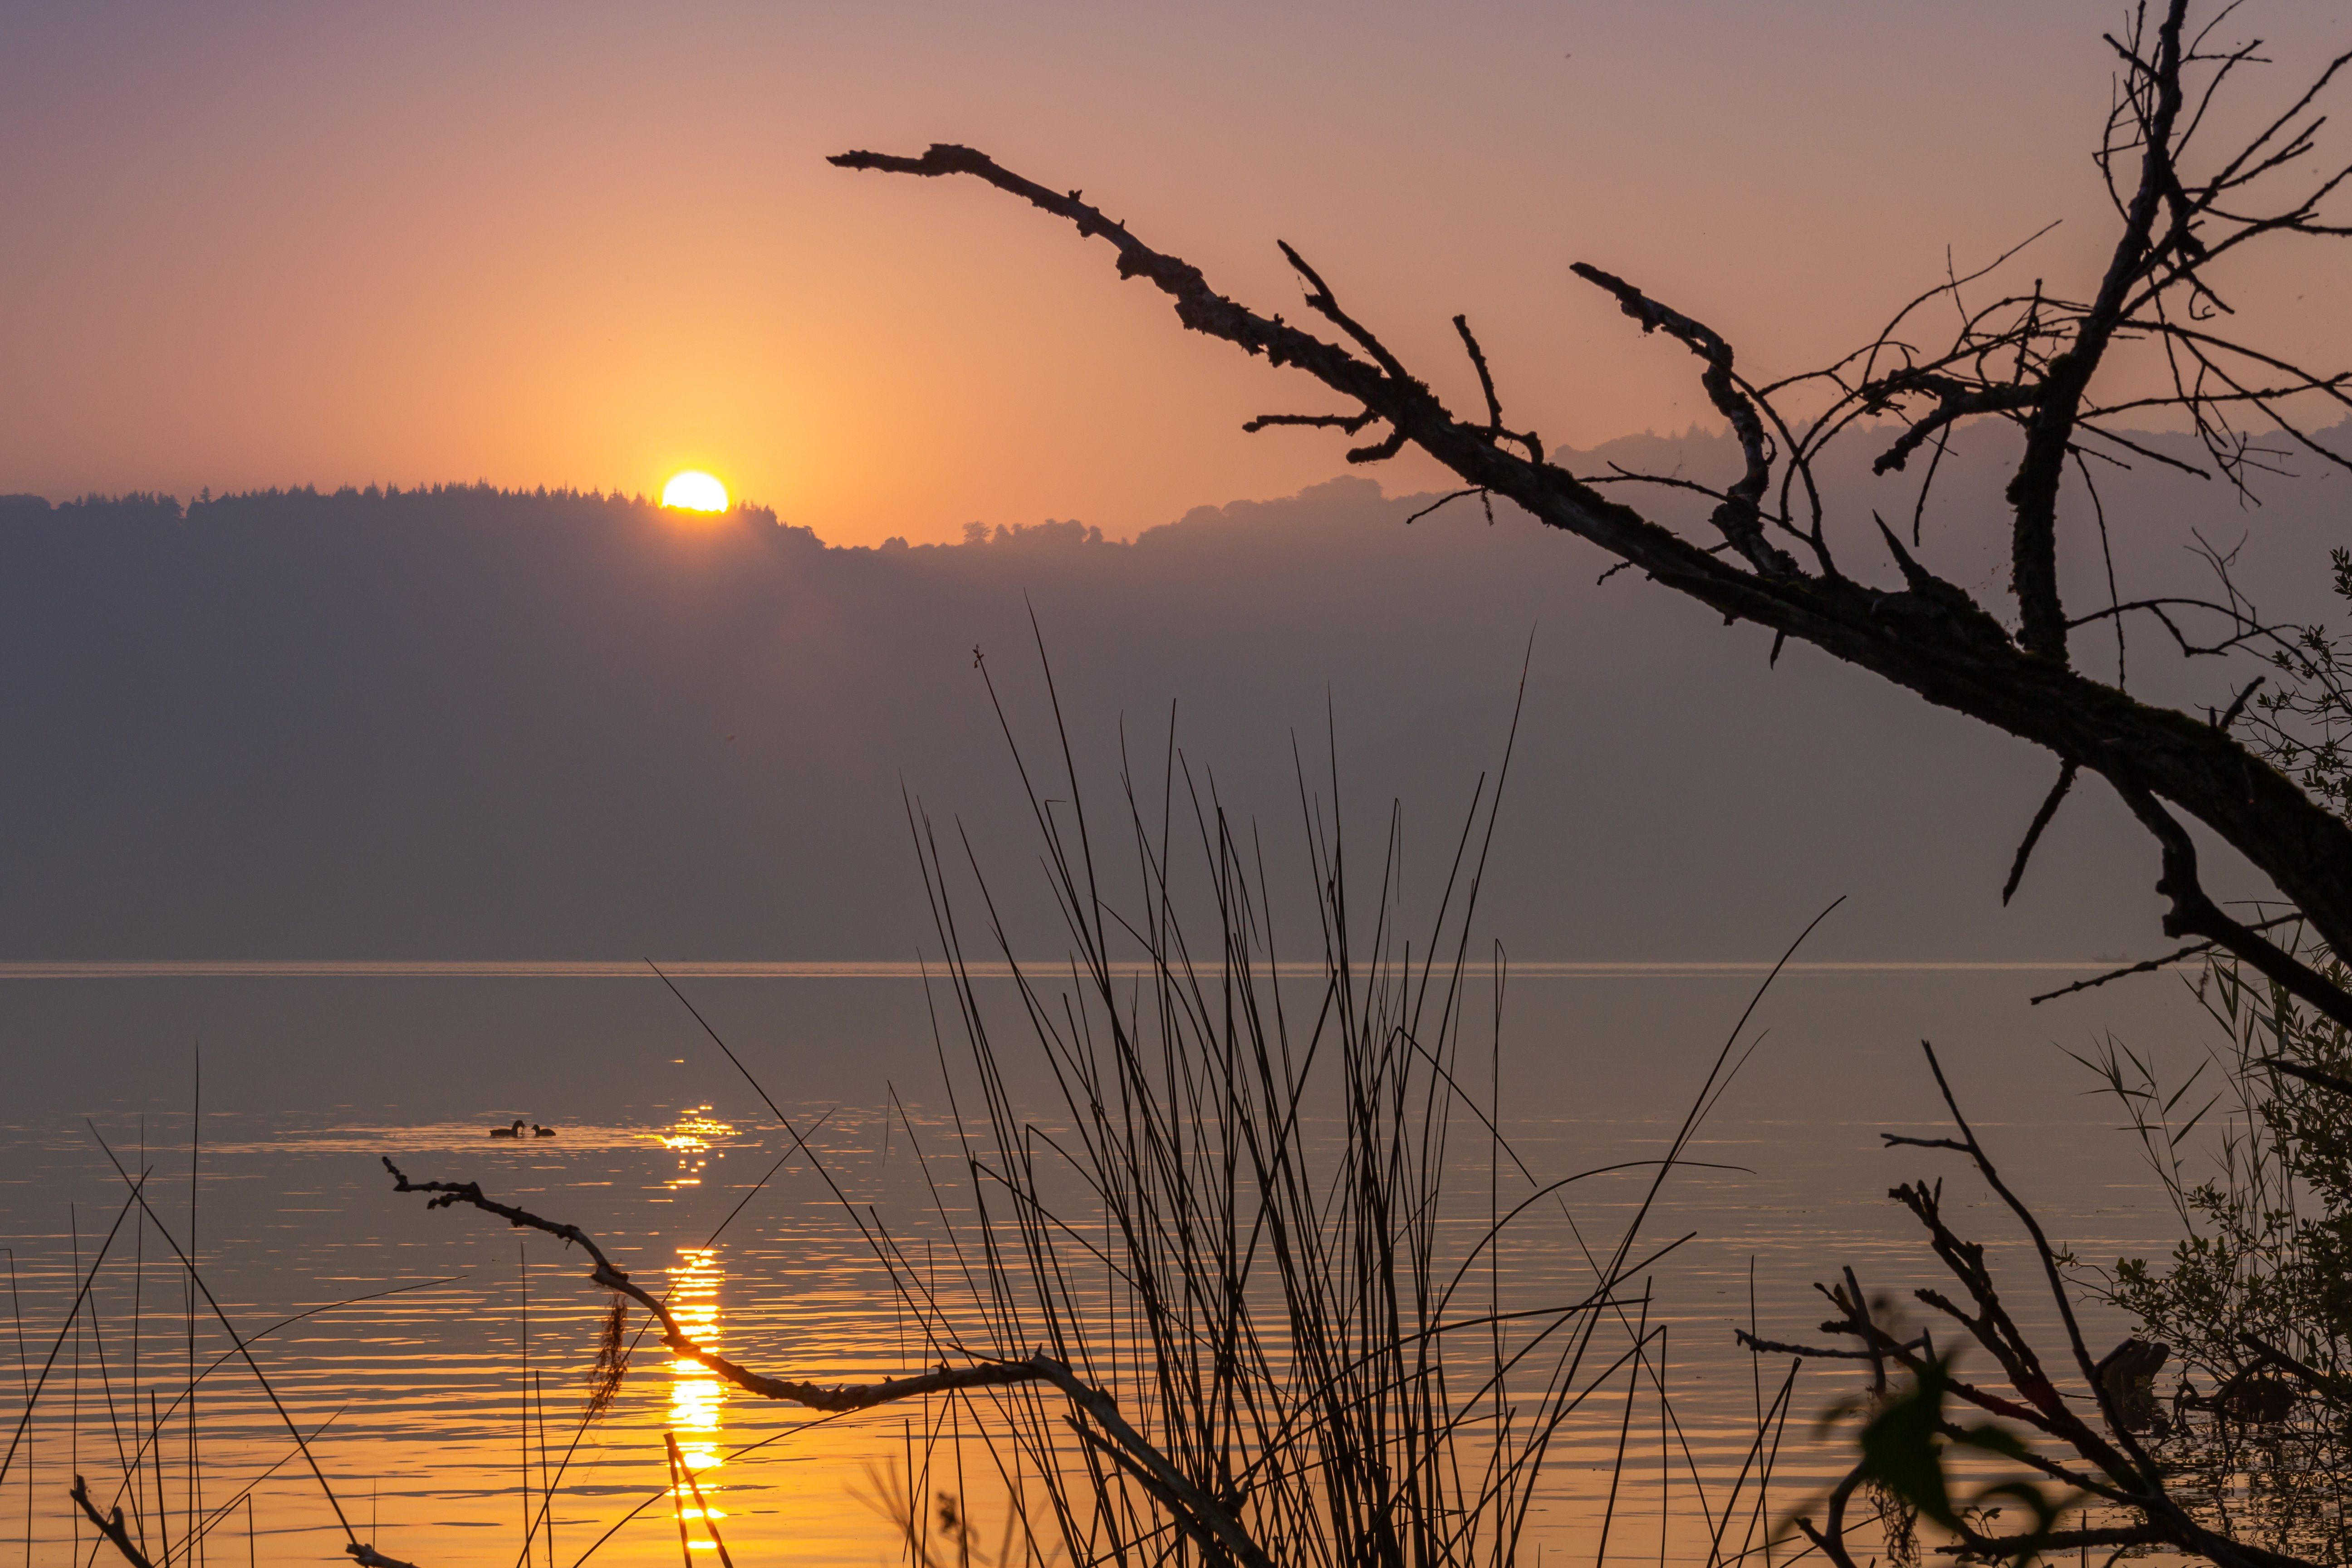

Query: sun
left=661, top=471, right=730, bottom=513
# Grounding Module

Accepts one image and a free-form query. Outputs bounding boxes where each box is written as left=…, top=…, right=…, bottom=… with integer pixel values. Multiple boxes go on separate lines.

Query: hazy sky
left=7, top=0, right=2347, bottom=545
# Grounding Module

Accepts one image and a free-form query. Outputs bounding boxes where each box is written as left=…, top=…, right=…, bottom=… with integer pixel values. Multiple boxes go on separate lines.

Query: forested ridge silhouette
left=0, top=425, right=2340, bottom=963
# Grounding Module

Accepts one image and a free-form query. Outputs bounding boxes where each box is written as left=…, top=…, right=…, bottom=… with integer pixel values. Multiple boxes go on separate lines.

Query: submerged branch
left=383, top=1159, right=1049, bottom=1413
left=70, top=1477, right=155, bottom=1568
left=382, top=1160, right=1288, bottom=1568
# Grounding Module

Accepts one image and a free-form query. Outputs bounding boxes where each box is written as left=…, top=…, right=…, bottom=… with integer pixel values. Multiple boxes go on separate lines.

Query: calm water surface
left=0, top=968, right=2219, bottom=1567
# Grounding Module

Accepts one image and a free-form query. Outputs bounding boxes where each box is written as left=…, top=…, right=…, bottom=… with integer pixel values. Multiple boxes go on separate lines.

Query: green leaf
left=1858, top=1360, right=1960, bottom=1528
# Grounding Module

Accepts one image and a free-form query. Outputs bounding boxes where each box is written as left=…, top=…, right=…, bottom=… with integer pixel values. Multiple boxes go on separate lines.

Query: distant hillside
left=1, top=430, right=2342, bottom=962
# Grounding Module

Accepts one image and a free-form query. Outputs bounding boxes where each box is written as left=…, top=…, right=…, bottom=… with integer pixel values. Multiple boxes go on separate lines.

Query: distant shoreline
left=0, top=958, right=2166, bottom=978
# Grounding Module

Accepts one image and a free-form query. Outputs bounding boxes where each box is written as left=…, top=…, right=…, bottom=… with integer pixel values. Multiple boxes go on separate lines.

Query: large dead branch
left=830, top=2, right=2352, bottom=1028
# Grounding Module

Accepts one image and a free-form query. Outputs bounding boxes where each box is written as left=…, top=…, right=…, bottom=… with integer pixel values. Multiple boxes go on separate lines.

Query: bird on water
left=489, top=1118, right=525, bottom=1138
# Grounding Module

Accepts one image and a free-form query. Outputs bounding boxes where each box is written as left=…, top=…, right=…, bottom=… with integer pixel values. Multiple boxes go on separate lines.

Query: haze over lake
left=8, top=423, right=2341, bottom=969
left=3, top=431, right=2332, bottom=1564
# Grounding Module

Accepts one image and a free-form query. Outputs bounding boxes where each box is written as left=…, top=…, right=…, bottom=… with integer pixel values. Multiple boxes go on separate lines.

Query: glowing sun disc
left=662, top=471, right=729, bottom=512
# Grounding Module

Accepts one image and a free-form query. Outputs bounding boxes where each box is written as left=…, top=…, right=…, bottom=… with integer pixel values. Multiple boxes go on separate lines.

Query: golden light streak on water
left=667, top=1242, right=728, bottom=1546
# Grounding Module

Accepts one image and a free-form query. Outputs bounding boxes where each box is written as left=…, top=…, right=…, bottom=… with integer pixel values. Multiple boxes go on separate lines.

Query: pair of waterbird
left=488, top=1118, right=556, bottom=1138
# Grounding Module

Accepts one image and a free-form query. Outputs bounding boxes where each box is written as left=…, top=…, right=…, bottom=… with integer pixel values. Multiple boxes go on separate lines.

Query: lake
left=0, top=964, right=2217, bottom=1568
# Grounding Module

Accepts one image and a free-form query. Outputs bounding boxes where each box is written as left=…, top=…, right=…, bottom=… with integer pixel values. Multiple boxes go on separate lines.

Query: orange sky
left=4, top=1, right=2346, bottom=546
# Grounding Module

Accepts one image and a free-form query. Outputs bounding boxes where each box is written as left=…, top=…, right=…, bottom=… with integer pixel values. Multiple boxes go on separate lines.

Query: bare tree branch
left=1568, top=262, right=1795, bottom=577
left=2004, top=1, right=2194, bottom=660
left=827, top=11, right=2352, bottom=1014
left=70, top=1476, right=155, bottom=1568
left=2003, top=759, right=2079, bottom=904
left=1451, top=313, right=1543, bottom=461
left=2114, top=786, right=2352, bottom=1029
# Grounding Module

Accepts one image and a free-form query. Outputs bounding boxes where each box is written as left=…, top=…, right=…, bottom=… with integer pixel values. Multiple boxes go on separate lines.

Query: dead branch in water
left=384, top=1159, right=1049, bottom=1414
left=71, top=1475, right=155, bottom=1568
left=71, top=1474, right=420, bottom=1568
left=381, top=1161, right=1276, bottom=1568
left=347, top=1545, right=422, bottom=1568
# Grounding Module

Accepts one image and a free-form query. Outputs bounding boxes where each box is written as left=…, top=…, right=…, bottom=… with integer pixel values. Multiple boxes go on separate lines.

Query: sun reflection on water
left=668, top=1242, right=728, bottom=1539
left=655, top=1104, right=734, bottom=1189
